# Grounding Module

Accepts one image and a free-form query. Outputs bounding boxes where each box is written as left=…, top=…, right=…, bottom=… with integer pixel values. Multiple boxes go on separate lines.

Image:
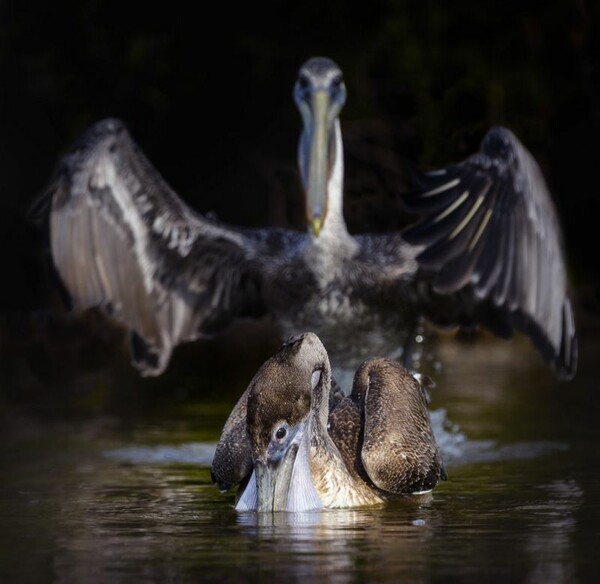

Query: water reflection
left=19, top=458, right=585, bottom=583
left=524, top=479, right=582, bottom=584
left=234, top=503, right=437, bottom=582
left=1, top=335, right=598, bottom=582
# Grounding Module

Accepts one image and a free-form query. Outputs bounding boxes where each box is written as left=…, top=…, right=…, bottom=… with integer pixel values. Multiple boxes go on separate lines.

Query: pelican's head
left=237, top=333, right=328, bottom=512
left=294, top=57, right=346, bottom=237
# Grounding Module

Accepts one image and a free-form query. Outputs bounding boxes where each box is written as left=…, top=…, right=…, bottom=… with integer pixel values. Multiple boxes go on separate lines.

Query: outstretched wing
left=47, top=118, right=273, bottom=375
left=402, top=126, right=577, bottom=379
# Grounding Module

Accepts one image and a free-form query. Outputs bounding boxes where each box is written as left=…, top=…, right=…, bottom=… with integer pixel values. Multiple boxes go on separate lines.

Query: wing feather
left=355, top=359, right=446, bottom=495
left=47, top=118, right=270, bottom=375
left=403, top=127, right=577, bottom=378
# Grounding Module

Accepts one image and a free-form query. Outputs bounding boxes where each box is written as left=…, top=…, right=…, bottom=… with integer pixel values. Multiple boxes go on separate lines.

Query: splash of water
left=428, top=407, right=467, bottom=463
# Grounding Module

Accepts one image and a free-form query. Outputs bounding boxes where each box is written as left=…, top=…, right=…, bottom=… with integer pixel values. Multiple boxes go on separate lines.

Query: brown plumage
left=211, top=332, right=446, bottom=511
left=329, top=359, right=446, bottom=495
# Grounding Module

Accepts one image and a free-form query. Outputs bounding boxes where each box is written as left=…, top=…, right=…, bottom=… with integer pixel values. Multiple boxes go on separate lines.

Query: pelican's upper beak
left=304, top=90, right=331, bottom=237
left=253, top=418, right=321, bottom=513
left=294, top=58, right=346, bottom=238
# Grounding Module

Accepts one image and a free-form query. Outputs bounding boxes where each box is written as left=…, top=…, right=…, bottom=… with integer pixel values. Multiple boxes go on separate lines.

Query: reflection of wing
left=402, top=127, right=577, bottom=379
left=47, top=118, right=281, bottom=375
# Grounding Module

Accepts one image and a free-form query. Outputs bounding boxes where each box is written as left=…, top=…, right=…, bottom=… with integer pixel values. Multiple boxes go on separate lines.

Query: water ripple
left=104, top=442, right=217, bottom=466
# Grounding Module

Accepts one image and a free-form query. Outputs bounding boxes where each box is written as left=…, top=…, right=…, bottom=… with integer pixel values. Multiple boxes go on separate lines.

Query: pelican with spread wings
left=42, top=57, right=577, bottom=379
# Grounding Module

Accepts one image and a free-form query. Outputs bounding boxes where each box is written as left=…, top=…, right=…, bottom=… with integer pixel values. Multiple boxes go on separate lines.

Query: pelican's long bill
left=294, top=58, right=346, bottom=237
left=236, top=417, right=322, bottom=513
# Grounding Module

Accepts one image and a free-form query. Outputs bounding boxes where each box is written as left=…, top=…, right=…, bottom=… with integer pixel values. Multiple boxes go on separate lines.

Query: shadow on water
left=1, top=320, right=600, bottom=582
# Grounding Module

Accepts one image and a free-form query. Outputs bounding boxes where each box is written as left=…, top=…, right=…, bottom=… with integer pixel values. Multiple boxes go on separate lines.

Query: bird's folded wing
left=211, top=388, right=253, bottom=493
left=359, top=359, right=446, bottom=494
left=48, top=118, right=266, bottom=375
left=402, top=126, right=577, bottom=379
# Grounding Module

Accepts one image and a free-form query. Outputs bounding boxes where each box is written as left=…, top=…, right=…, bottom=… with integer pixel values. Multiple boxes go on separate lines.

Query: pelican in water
left=42, top=57, right=576, bottom=378
left=211, top=332, right=445, bottom=511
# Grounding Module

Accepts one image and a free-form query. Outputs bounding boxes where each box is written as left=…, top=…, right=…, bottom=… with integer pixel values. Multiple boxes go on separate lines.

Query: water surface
left=1, top=327, right=598, bottom=582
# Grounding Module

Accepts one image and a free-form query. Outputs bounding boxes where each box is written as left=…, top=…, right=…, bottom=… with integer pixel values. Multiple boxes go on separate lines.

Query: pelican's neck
left=310, top=365, right=342, bottom=469
left=312, top=366, right=333, bottom=433
left=322, top=121, right=347, bottom=237
left=307, top=120, right=358, bottom=255
left=309, top=363, right=383, bottom=508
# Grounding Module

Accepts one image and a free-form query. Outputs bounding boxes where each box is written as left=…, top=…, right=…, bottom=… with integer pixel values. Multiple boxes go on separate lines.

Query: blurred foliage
left=0, top=0, right=598, bottom=311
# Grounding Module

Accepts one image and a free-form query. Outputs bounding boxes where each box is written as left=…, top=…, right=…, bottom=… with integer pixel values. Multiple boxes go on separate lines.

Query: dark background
left=1, top=7, right=598, bottom=580
left=1, top=0, right=598, bottom=335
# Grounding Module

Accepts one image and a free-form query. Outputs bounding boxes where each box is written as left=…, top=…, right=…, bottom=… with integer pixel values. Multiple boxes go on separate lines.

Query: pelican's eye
left=331, top=74, right=343, bottom=89
left=298, top=74, right=310, bottom=91
left=275, top=426, right=287, bottom=441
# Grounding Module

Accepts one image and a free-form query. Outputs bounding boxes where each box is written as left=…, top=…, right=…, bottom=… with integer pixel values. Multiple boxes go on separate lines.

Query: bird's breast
left=264, top=249, right=418, bottom=369
left=310, top=446, right=385, bottom=509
